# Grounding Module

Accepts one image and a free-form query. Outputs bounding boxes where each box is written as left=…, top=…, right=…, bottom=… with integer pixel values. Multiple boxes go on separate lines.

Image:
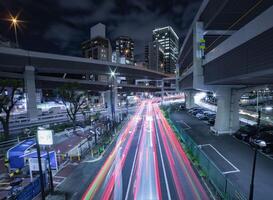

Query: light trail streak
left=82, top=103, right=145, bottom=200
left=133, top=102, right=162, bottom=200
left=153, top=104, right=209, bottom=200
left=82, top=101, right=209, bottom=200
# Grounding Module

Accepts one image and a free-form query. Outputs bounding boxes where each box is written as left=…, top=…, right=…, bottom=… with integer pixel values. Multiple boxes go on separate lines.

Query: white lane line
left=198, top=144, right=240, bottom=174
left=125, top=116, right=144, bottom=200
left=154, top=115, right=172, bottom=200
left=176, top=120, right=191, bottom=130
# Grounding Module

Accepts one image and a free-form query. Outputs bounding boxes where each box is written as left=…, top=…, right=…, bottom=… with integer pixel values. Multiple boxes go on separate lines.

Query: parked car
left=203, top=111, right=215, bottom=117
left=234, top=125, right=258, bottom=141
left=249, top=131, right=273, bottom=153
left=188, top=107, right=198, bottom=114
left=196, top=113, right=208, bottom=120
left=208, top=116, right=215, bottom=125
left=235, top=125, right=272, bottom=142
left=192, top=109, right=205, bottom=115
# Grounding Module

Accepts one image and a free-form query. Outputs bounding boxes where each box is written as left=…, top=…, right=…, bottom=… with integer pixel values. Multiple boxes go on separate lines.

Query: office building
left=81, top=23, right=112, bottom=61
left=153, top=26, right=179, bottom=73
left=115, top=36, right=134, bottom=64
left=146, top=41, right=165, bottom=72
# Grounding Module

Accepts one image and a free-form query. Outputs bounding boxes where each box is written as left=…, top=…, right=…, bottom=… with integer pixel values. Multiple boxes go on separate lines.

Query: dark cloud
left=0, top=0, right=202, bottom=58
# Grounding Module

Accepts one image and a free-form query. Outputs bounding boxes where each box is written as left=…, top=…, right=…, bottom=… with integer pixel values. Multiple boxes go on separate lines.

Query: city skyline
left=0, top=0, right=202, bottom=57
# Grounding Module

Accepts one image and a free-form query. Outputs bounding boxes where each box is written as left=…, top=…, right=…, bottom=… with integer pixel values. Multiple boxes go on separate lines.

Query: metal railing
left=0, top=135, right=35, bottom=157
left=168, top=118, right=247, bottom=200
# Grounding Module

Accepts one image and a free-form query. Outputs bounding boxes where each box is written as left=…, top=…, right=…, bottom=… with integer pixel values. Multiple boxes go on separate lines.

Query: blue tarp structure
left=21, top=151, right=58, bottom=170
left=7, top=139, right=36, bottom=169
left=7, top=139, right=58, bottom=170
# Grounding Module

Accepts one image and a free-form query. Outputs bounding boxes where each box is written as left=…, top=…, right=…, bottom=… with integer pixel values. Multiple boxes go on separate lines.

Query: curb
left=83, top=117, right=130, bottom=163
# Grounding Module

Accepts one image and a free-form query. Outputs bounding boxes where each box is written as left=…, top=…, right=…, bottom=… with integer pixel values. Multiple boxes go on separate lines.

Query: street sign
left=37, top=129, right=53, bottom=145
left=29, top=157, right=46, bottom=171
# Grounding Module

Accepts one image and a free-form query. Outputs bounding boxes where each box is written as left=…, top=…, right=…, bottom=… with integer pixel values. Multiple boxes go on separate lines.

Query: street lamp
left=249, top=139, right=266, bottom=200
left=109, top=69, right=116, bottom=127
left=9, top=15, right=21, bottom=47
left=110, top=70, right=115, bottom=78
left=248, top=109, right=265, bottom=200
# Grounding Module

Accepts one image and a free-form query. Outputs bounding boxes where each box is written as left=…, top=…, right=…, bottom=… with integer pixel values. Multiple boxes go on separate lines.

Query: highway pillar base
left=24, top=66, right=38, bottom=121
left=184, top=90, right=196, bottom=109
left=212, top=87, right=240, bottom=135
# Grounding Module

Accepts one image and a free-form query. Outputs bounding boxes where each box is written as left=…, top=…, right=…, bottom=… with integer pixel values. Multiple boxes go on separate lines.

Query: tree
left=0, top=79, right=23, bottom=139
left=58, top=83, right=89, bottom=133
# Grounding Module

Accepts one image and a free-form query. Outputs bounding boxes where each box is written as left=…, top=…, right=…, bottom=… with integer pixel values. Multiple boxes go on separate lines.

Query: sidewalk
left=170, top=110, right=273, bottom=200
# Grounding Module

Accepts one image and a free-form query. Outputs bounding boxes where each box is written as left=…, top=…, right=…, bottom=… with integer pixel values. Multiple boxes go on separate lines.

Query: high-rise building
left=115, top=36, right=134, bottom=64
left=153, top=26, right=179, bottom=73
left=146, top=41, right=165, bottom=72
left=81, top=23, right=112, bottom=61
left=144, top=45, right=149, bottom=66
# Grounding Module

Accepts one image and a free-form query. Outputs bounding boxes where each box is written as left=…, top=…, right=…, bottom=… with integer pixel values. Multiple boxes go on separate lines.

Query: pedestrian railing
left=0, top=135, right=35, bottom=157
left=168, top=118, right=247, bottom=200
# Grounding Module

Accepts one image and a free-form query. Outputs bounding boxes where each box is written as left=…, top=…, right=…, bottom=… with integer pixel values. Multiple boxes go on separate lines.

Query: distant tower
left=153, top=26, right=179, bottom=73
left=81, top=23, right=112, bottom=61
left=115, top=36, right=134, bottom=64
left=146, top=41, right=165, bottom=72
left=90, top=23, right=106, bottom=39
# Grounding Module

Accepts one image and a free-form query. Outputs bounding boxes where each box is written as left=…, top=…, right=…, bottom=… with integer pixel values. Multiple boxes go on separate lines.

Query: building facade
left=146, top=41, right=165, bottom=72
left=81, top=23, right=112, bottom=61
left=115, top=36, right=134, bottom=64
left=152, top=26, right=179, bottom=73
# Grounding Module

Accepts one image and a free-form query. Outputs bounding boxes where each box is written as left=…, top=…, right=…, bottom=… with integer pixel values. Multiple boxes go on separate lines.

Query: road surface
left=82, top=101, right=209, bottom=200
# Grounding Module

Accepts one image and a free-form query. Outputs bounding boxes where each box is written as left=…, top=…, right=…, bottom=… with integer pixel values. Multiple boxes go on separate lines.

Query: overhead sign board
left=37, top=129, right=53, bottom=145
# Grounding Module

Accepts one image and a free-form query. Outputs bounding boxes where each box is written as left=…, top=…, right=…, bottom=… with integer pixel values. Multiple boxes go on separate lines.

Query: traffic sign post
left=37, top=128, right=54, bottom=197
left=36, top=133, right=46, bottom=200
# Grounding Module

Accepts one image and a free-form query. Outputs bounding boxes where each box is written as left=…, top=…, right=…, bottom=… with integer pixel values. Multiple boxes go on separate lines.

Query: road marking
left=176, top=120, right=191, bottom=130
left=125, top=117, right=144, bottom=200
left=54, top=177, right=66, bottom=187
left=198, top=144, right=240, bottom=174
left=154, top=115, right=172, bottom=200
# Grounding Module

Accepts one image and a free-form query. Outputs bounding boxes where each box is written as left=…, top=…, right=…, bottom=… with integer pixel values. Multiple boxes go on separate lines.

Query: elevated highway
left=177, top=0, right=273, bottom=134
left=0, top=46, right=172, bottom=121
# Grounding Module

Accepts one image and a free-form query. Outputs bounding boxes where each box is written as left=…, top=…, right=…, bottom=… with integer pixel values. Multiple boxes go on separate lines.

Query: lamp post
left=36, top=134, right=46, bottom=200
left=249, top=140, right=266, bottom=200
left=37, top=128, right=54, bottom=198
left=110, top=70, right=116, bottom=127
left=10, top=16, right=20, bottom=47
left=248, top=110, right=265, bottom=200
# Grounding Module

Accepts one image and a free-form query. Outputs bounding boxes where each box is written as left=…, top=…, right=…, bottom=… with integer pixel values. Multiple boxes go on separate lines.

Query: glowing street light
left=7, top=14, right=23, bottom=47
left=110, top=70, right=115, bottom=78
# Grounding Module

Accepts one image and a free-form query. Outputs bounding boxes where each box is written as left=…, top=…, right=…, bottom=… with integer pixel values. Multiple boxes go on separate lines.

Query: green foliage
left=0, top=79, right=23, bottom=139
left=50, top=122, right=73, bottom=133
left=58, top=83, right=89, bottom=127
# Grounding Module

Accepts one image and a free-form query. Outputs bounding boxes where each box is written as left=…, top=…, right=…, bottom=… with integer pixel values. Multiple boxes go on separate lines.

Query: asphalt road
left=79, top=101, right=209, bottom=200
left=170, top=110, right=273, bottom=200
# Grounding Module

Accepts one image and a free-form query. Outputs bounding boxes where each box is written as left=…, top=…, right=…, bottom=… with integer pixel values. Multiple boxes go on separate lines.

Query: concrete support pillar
left=193, top=21, right=205, bottom=90
left=211, top=87, right=240, bottom=134
left=104, top=79, right=117, bottom=122
left=161, top=80, right=164, bottom=100
left=24, top=66, right=38, bottom=121
left=184, top=90, right=196, bottom=109
left=175, top=64, right=179, bottom=92
left=100, top=91, right=105, bottom=107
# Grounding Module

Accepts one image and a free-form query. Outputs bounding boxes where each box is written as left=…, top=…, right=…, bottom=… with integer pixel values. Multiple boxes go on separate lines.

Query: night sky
left=0, top=0, right=201, bottom=59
